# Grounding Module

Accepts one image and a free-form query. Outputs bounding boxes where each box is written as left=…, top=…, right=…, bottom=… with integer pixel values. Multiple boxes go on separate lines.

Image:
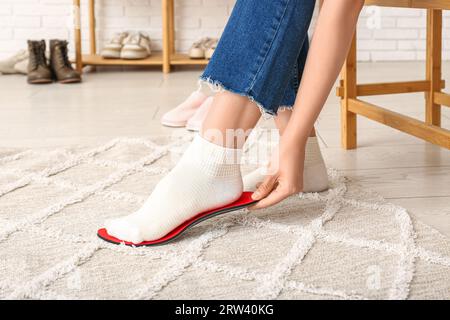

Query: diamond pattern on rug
left=288, top=240, right=398, bottom=299
left=0, top=134, right=449, bottom=300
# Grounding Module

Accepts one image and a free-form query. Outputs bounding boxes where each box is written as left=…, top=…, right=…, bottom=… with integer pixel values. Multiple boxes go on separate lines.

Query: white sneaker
left=120, top=32, right=151, bottom=60
left=14, top=58, right=29, bottom=75
left=101, top=32, right=129, bottom=59
left=0, top=50, right=29, bottom=74
left=204, top=38, right=218, bottom=60
left=189, top=37, right=217, bottom=59
left=189, top=38, right=208, bottom=59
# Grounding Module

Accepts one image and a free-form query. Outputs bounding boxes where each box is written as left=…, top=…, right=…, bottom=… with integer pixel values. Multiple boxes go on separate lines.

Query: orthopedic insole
left=97, top=192, right=256, bottom=247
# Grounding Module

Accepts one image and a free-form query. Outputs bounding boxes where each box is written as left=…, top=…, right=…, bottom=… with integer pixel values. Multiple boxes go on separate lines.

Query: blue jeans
left=200, top=0, right=316, bottom=116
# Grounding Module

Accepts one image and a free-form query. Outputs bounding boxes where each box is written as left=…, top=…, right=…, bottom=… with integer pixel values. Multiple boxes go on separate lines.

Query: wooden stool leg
left=341, top=33, right=357, bottom=149
left=162, top=0, right=171, bottom=73
left=168, top=0, right=175, bottom=55
left=425, top=9, right=442, bottom=127
left=73, top=0, right=83, bottom=73
left=89, top=0, right=96, bottom=72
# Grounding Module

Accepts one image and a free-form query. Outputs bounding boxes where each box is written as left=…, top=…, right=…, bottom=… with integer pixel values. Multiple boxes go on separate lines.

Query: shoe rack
left=72, top=0, right=209, bottom=74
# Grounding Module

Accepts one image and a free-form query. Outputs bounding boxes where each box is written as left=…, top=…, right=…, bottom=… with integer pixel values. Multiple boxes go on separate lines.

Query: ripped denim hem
left=278, top=105, right=294, bottom=112
left=198, top=76, right=293, bottom=119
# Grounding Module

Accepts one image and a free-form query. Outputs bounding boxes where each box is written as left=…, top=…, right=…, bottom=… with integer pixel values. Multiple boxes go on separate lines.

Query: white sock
left=105, top=135, right=243, bottom=243
left=243, top=136, right=329, bottom=193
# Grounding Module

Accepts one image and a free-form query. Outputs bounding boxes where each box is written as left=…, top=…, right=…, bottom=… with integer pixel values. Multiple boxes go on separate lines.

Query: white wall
left=0, top=0, right=449, bottom=61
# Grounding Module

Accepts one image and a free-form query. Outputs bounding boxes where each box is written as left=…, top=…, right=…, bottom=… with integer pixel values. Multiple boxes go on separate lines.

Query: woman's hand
left=249, top=138, right=305, bottom=210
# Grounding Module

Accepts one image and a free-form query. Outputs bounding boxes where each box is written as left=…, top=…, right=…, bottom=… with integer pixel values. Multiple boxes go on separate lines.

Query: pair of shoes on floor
left=27, top=40, right=81, bottom=84
left=161, top=91, right=213, bottom=131
left=0, top=50, right=29, bottom=75
left=189, top=37, right=218, bottom=60
left=101, top=32, right=152, bottom=60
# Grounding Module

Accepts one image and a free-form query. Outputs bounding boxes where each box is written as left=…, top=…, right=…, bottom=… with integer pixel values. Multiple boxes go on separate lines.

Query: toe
left=105, top=218, right=144, bottom=244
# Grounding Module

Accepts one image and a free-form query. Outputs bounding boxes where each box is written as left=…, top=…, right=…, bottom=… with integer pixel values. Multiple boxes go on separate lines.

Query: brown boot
left=49, top=40, right=81, bottom=84
left=27, top=40, right=52, bottom=84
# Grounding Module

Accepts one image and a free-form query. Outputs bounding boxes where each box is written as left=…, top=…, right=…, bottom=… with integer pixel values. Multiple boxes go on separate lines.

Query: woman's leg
left=200, top=0, right=316, bottom=117
left=201, top=91, right=261, bottom=148
left=252, top=0, right=364, bottom=209
left=243, top=41, right=328, bottom=193
left=105, top=0, right=315, bottom=243
left=106, top=94, right=261, bottom=244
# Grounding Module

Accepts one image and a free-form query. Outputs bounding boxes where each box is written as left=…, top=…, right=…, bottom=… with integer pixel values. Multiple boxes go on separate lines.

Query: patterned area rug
left=0, top=134, right=449, bottom=300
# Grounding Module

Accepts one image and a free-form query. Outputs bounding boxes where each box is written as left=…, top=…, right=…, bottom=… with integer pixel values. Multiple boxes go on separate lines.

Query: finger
left=250, top=186, right=289, bottom=210
left=251, top=175, right=277, bottom=201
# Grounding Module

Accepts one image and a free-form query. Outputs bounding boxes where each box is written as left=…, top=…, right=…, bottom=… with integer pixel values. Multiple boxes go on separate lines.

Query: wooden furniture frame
left=337, top=0, right=450, bottom=149
left=72, top=0, right=209, bottom=74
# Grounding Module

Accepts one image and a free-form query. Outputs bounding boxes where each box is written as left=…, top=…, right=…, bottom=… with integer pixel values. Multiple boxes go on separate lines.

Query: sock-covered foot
left=105, top=135, right=243, bottom=243
left=243, top=136, right=329, bottom=193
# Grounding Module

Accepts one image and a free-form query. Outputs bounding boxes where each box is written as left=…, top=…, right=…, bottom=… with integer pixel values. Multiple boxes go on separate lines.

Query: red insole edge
left=97, top=192, right=256, bottom=247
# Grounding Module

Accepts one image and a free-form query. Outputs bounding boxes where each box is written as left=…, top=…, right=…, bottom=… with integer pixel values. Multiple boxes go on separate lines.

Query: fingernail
left=252, top=192, right=259, bottom=200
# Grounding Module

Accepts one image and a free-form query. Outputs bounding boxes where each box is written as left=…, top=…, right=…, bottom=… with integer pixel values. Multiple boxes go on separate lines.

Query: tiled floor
left=0, top=62, right=449, bottom=236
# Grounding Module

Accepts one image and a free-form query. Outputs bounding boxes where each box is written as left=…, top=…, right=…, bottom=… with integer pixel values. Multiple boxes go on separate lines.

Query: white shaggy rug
left=0, top=133, right=449, bottom=300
